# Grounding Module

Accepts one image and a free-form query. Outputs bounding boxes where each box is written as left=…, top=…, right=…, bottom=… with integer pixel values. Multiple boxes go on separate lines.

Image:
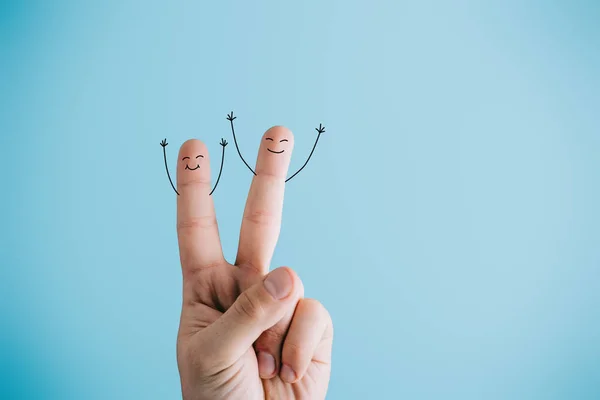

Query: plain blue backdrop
left=1, top=1, right=599, bottom=399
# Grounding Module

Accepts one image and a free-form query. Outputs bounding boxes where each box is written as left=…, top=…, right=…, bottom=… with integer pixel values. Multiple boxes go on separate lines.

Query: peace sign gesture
left=174, top=126, right=333, bottom=400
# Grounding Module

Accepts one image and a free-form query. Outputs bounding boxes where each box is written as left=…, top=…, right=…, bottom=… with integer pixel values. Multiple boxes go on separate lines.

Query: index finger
left=177, top=139, right=224, bottom=271
left=236, top=126, right=294, bottom=273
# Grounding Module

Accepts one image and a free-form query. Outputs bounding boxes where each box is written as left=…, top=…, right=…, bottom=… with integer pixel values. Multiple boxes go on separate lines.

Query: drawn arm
left=160, top=139, right=180, bottom=195
left=227, top=111, right=256, bottom=175
left=209, top=139, right=228, bottom=196
left=285, top=123, right=325, bottom=183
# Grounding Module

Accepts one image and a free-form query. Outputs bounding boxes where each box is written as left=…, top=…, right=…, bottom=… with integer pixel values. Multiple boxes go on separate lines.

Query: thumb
left=197, top=267, right=302, bottom=369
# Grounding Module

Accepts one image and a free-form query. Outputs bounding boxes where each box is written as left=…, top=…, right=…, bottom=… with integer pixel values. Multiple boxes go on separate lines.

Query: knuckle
left=263, top=326, right=287, bottom=342
left=303, top=298, right=327, bottom=317
left=177, top=216, right=218, bottom=231
left=233, top=290, right=264, bottom=321
left=302, top=297, right=322, bottom=309
left=320, top=303, right=333, bottom=325
left=255, top=169, right=287, bottom=180
left=303, top=298, right=333, bottom=337
left=178, top=180, right=211, bottom=190
left=256, top=326, right=286, bottom=348
left=284, top=341, right=305, bottom=365
left=243, top=209, right=279, bottom=227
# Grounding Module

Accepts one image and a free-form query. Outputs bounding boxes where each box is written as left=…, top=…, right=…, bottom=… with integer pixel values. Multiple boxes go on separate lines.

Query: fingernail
left=257, top=352, right=276, bottom=378
left=280, top=364, right=297, bottom=383
left=264, top=268, right=293, bottom=300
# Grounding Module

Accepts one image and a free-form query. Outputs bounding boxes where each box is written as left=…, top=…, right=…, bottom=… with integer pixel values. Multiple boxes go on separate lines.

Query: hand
left=220, top=138, right=228, bottom=147
left=174, top=128, right=333, bottom=400
left=315, top=124, right=325, bottom=134
left=160, top=138, right=168, bottom=147
left=227, top=111, right=237, bottom=122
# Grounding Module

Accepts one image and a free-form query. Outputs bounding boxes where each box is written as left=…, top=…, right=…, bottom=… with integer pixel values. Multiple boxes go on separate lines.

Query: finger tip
left=264, top=125, right=294, bottom=139
left=177, top=139, right=212, bottom=186
left=256, top=126, right=294, bottom=177
left=179, top=139, right=209, bottom=156
left=257, top=351, right=277, bottom=379
left=280, top=364, right=299, bottom=384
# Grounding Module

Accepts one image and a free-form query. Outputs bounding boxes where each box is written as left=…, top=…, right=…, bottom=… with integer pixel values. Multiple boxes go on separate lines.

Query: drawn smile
left=267, top=149, right=285, bottom=154
left=182, top=154, right=204, bottom=171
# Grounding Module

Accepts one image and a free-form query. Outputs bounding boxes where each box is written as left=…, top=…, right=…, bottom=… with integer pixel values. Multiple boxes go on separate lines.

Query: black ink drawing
left=160, top=138, right=228, bottom=196
left=285, top=123, right=325, bottom=182
left=210, top=139, right=228, bottom=196
left=226, top=111, right=325, bottom=182
left=264, top=135, right=289, bottom=154
left=227, top=112, right=256, bottom=176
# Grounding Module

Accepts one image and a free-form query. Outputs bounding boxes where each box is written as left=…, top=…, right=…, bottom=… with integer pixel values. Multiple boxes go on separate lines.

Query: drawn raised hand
left=220, top=138, right=228, bottom=147
left=160, top=138, right=179, bottom=195
left=227, top=111, right=256, bottom=175
left=284, top=123, right=325, bottom=183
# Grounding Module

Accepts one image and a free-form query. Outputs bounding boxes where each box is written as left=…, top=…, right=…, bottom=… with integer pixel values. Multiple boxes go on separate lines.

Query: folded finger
left=280, top=298, right=333, bottom=383
left=193, top=267, right=303, bottom=373
left=254, top=277, right=305, bottom=379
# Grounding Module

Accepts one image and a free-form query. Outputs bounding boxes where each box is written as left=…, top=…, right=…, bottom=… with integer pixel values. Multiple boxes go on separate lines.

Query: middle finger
left=236, top=126, right=294, bottom=273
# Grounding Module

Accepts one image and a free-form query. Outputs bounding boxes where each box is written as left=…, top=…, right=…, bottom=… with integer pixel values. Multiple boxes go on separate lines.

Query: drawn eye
left=182, top=156, right=190, bottom=161
left=265, top=138, right=274, bottom=141
left=196, top=154, right=204, bottom=158
left=280, top=139, right=288, bottom=143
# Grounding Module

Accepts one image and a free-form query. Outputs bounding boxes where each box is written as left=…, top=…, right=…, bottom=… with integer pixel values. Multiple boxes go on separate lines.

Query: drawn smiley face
left=256, top=126, right=294, bottom=176
left=265, top=136, right=289, bottom=154
left=181, top=154, right=204, bottom=170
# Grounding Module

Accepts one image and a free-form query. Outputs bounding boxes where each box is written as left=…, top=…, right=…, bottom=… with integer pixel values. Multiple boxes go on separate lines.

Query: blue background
left=1, top=1, right=599, bottom=399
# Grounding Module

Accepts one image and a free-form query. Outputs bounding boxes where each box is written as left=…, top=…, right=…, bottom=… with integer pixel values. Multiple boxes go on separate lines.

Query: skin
left=256, top=126, right=295, bottom=177
left=175, top=127, right=333, bottom=400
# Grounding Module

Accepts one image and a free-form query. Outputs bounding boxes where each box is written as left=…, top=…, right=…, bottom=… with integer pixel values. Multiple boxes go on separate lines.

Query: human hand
left=174, top=126, right=333, bottom=400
